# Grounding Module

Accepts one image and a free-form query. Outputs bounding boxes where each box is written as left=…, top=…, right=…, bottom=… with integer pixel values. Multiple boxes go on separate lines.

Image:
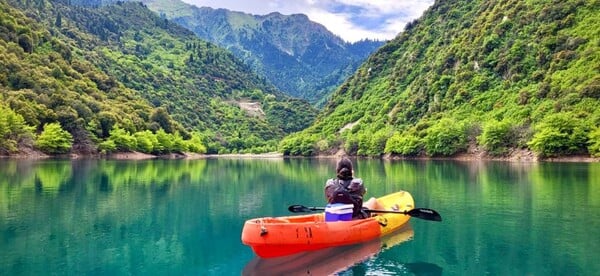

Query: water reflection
left=1, top=159, right=598, bottom=275
left=243, top=224, right=416, bottom=275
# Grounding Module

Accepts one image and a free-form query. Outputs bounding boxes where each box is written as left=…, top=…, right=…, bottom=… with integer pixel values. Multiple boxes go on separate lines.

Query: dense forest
left=2, top=0, right=598, bottom=159
left=0, top=0, right=317, bottom=156
left=280, top=0, right=599, bottom=158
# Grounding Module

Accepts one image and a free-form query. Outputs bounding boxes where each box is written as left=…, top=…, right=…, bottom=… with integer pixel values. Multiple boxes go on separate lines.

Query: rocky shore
left=2, top=148, right=598, bottom=162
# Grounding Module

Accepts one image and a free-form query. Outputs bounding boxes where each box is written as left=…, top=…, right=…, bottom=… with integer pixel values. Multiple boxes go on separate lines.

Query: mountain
left=139, top=0, right=384, bottom=106
left=280, top=0, right=600, bottom=158
left=0, top=0, right=317, bottom=155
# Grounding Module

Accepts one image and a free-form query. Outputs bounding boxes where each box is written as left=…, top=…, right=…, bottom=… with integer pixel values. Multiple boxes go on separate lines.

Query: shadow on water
left=243, top=224, right=441, bottom=275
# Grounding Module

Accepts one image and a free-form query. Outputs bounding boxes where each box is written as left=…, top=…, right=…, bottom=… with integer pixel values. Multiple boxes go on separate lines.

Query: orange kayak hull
left=243, top=225, right=415, bottom=275
left=241, top=190, right=415, bottom=258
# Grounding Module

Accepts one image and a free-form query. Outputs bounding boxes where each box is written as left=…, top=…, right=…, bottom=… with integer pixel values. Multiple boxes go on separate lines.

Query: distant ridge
left=141, top=0, right=384, bottom=106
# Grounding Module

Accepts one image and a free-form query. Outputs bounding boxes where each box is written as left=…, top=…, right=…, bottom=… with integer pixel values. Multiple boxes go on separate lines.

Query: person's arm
left=324, top=179, right=336, bottom=203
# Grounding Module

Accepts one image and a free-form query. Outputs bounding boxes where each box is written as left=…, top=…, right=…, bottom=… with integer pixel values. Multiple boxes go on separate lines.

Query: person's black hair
left=336, top=157, right=353, bottom=180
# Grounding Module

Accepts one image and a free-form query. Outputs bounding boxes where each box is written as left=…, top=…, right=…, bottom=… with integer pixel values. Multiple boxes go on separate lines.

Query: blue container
left=324, top=203, right=354, bottom=222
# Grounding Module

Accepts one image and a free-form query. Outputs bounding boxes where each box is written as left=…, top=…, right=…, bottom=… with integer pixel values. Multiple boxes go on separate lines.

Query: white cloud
left=181, top=0, right=434, bottom=42
left=305, top=9, right=392, bottom=42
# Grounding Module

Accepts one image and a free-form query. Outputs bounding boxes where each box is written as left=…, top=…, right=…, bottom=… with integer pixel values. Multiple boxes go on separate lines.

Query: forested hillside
left=139, top=0, right=383, bottom=106
left=280, top=0, right=600, bottom=158
left=0, top=0, right=316, bottom=156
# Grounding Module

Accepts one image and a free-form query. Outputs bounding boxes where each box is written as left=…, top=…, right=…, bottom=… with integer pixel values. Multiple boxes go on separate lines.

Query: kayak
left=241, top=190, right=415, bottom=258
left=243, top=225, right=414, bottom=275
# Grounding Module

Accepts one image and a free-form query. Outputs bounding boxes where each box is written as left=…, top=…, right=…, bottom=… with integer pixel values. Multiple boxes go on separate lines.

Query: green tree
left=385, top=132, right=423, bottom=156
left=357, top=129, right=390, bottom=156
left=343, top=135, right=360, bottom=155
left=478, top=119, right=514, bottom=156
left=186, top=132, right=207, bottom=153
left=55, top=13, right=62, bottom=27
left=107, top=125, right=136, bottom=151
left=155, top=129, right=174, bottom=153
left=150, top=108, right=173, bottom=134
left=0, top=104, right=34, bottom=154
left=35, top=123, right=73, bottom=154
left=134, top=130, right=157, bottom=153
left=176, top=132, right=189, bottom=152
left=97, top=112, right=117, bottom=138
left=528, top=113, right=589, bottom=157
left=424, top=118, right=467, bottom=156
left=279, top=134, right=318, bottom=156
left=17, top=33, right=33, bottom=53
left=588, top=127, right=600, bottom=157
left=98, top=140, right=117, bottom=154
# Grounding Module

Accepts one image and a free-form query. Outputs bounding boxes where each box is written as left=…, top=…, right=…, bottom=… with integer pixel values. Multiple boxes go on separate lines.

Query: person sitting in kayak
left=324, top=157, right=388, bottom=219
left=324, top=157, right=370, bottom=219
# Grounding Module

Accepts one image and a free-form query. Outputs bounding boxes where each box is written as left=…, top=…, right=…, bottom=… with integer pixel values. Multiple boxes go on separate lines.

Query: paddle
left=288, top=205, right=442, bottom=222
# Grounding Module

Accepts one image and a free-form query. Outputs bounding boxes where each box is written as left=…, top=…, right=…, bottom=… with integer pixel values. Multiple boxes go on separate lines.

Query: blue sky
left=181, top=0, right=434, bottom=42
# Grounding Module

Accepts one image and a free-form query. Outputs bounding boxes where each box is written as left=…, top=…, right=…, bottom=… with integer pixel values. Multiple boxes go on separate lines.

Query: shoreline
left=2, top=150, right=598, bottom=162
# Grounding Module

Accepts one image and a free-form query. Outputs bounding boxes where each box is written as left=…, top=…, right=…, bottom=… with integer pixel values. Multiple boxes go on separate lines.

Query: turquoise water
left=0, top=158, right=599, bottom=275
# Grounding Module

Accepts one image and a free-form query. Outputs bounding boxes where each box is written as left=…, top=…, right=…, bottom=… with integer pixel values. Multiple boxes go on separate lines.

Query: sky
left=180, top=0, right=435, bottom=42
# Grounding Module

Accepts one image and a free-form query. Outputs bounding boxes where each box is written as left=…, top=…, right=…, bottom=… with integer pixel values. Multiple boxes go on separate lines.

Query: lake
left=0, top=158, right=599, bottom=275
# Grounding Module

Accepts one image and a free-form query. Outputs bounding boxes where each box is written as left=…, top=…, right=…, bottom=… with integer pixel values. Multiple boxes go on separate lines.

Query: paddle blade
left=288, top=205, right=312, bottom=213
left=407, top=208, right=442, bottom=221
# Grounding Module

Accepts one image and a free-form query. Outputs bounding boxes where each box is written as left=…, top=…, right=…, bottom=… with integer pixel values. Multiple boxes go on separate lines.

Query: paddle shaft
left=288, top=205, right=442, bottom=221
left=302, top=206, right=406, bottom=214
